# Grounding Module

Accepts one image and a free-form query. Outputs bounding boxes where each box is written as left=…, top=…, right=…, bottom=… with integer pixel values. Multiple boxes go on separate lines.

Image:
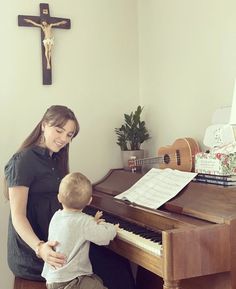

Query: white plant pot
left=121, top=149, right=144, bottom=171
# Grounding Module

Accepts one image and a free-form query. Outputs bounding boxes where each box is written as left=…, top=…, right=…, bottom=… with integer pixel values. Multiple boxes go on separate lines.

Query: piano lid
left=164, top=181, right=236, bottom=224
left=93, top=169, right=143, bottom=196
left=93, top=169, right=236, bottom=224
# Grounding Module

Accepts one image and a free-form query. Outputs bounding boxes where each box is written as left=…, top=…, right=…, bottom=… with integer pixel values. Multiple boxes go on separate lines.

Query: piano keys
left=88, top=169, right=236, bottom=289
left=84, top=206, right=163, bottom=256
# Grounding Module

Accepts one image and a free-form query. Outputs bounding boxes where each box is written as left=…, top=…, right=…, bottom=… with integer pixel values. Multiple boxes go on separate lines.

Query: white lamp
left=203, top=124, right=235, bottom=147
left=229, top=78, right=236, bottom=125
left=203, top=79, right=236, bottom=148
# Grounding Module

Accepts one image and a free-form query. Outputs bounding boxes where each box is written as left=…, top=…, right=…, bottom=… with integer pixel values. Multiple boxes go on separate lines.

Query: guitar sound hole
left=163, top=154, right=170, bottom=164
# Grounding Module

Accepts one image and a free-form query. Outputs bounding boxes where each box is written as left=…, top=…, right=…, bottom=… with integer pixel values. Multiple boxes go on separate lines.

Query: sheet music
left=115, top=168, right=197, bottom=209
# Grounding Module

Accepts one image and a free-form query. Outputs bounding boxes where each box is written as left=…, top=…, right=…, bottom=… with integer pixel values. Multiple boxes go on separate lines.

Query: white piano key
left=117, top=228, right=162, bottom=256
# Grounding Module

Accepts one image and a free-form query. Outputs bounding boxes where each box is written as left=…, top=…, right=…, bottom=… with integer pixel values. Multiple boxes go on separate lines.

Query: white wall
left=0, top=1, right=139, bottom=288
left=138, top=0, right=236, bottom=155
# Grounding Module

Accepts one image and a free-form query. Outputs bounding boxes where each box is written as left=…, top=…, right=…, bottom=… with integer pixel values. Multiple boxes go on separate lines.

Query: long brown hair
left=4, top=105, right=80, bottom=199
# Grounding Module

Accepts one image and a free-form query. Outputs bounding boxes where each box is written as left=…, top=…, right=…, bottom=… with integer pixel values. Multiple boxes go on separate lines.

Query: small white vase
left=121, top=149, right=144, bottom=171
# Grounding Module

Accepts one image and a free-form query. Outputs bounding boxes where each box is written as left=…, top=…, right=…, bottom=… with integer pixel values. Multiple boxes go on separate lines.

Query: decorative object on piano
left=128, top=138, right=201, bottom=172
left=121, top=149, right=145, bottom=171
left=195, top=142, right=236, bottom=175
left=115, top=105, right=150, bottom=170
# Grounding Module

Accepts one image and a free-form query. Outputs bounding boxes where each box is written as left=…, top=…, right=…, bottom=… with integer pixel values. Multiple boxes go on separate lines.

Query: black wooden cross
left=18, top=3, right=71, bottom=85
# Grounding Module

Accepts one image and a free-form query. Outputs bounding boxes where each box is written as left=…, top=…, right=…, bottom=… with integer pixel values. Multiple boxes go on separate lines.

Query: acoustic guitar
left=128, top=137, right=201, bottom=172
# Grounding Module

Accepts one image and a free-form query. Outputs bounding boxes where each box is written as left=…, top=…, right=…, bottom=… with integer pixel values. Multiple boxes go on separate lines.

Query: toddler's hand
left=114, top=223, right=120, bottom=232
left=94, top=211, right=105, bottom=224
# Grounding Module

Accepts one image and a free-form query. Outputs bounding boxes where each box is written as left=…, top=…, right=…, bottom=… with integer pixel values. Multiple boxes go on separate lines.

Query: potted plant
left=115, top=105, right=150, bottom=170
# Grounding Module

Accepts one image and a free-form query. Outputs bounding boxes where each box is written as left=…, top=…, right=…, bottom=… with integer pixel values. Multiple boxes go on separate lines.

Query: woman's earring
left=40, top=133, right=46, bottom=145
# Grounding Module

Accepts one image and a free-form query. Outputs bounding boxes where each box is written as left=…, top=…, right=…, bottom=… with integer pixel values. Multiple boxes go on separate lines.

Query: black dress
left=5, top=146, right=135, bottom=289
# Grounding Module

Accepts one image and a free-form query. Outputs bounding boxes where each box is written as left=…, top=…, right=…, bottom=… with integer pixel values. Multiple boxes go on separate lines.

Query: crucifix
left=18, top=3, right=71, bottom=85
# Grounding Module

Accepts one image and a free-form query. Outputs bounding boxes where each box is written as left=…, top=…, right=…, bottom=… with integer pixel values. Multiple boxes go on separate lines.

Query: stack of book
left=193, top=173, right=236, bottom=186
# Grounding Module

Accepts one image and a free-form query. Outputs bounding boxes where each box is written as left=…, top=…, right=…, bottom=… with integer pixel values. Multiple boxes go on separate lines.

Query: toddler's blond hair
left=58, top=172, right=92, bottom=210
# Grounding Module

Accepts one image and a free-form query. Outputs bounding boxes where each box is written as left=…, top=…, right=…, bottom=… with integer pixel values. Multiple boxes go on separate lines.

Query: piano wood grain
left=91, top=169, right=236, bottom=289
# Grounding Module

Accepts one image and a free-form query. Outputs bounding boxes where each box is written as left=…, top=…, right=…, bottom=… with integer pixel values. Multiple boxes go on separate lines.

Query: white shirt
left=41, top=209, right=117, bottom=283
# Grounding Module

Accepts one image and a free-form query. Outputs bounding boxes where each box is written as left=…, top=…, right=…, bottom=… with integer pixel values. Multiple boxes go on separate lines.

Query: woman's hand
left=38, top=240, right=66, bottom=268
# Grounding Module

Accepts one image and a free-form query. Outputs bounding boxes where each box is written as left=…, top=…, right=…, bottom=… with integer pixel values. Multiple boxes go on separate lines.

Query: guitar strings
left=135, top=154, right=182, bottom=165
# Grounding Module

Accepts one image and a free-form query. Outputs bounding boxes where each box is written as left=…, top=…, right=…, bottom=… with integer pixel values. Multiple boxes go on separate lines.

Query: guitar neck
left=135, top=157, right=160, bottom=166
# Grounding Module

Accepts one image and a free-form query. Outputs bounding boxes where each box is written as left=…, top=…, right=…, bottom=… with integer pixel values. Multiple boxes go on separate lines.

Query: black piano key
left=84, top=206, right=162, bottom=244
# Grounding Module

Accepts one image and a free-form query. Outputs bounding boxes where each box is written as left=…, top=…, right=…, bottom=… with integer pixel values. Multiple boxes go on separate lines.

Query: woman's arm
left=9, top=186, right=66, bottom=268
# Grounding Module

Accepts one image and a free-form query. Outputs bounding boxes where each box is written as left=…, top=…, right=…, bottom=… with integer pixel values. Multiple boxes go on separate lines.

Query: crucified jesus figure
left=24, top=18, right=67, bottom=69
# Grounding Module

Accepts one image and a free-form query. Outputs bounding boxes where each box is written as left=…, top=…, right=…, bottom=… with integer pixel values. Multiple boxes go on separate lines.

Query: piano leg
left=163, top=280, right=180, bottom=289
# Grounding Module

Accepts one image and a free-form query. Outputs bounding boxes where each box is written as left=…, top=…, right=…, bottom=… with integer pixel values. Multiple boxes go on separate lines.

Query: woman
left=4, top=105, right=135, bottom=289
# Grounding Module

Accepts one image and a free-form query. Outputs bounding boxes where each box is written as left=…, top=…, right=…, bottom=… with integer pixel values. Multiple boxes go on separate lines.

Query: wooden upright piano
left=87, top=169, right=236, bottom=289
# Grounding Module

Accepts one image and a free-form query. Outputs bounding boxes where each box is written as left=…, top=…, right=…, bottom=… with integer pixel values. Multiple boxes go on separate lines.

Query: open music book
left=115, top=168, right=197, bottom=209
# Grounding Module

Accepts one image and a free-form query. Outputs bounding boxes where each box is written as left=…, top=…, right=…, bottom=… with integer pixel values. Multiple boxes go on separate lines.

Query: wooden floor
left=14, top=277, right=46, bottom=289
